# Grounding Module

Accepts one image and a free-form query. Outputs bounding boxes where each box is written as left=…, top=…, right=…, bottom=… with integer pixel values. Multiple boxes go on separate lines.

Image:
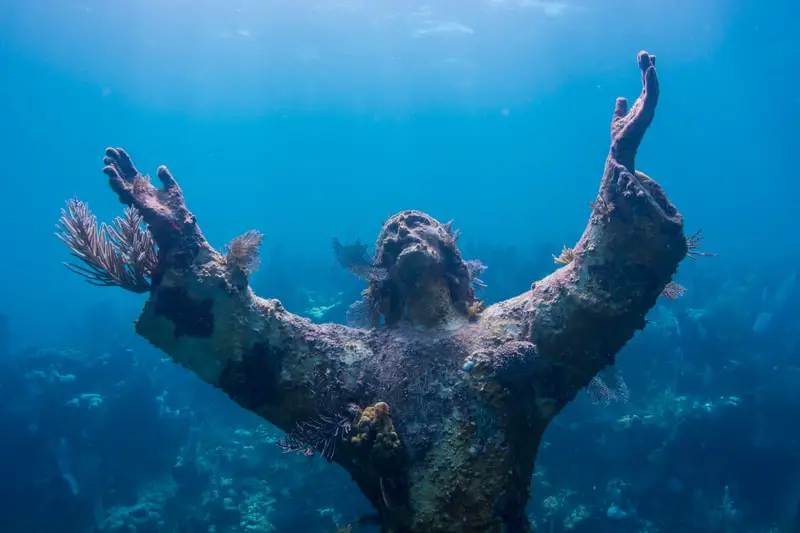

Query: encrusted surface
left=88, top=51, right=686, bottom=533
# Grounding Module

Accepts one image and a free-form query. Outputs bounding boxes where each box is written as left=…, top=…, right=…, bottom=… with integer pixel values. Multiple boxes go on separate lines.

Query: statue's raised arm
left=485, top=51, right=687, bottom=403
left=57, top=52, right=704, bottom=533
left=57, top=147, right=373, bottom=437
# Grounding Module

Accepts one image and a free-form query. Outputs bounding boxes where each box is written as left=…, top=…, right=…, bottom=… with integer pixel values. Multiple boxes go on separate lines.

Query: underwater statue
left=58, top=51, right=696, bottom=532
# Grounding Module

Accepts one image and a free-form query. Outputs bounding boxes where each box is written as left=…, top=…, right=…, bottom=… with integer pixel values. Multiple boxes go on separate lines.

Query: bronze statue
left=57, top=51, right=695, bottom=532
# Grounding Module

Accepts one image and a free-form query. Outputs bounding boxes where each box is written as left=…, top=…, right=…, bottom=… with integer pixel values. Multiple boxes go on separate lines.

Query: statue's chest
left=367, top=331, right=484, bottom=456
left=374, top=330, right=471, bottom=387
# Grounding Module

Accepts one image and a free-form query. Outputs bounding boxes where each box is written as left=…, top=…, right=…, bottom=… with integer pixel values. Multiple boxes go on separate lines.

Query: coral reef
left=58, top=51, right=691, bottom=532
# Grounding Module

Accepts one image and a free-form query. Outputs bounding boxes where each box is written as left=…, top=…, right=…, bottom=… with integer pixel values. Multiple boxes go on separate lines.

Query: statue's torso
left=353, top=309, right=543, bottom=532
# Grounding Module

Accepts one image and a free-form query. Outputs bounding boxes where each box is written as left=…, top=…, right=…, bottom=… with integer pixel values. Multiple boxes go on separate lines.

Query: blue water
left=1, top=1, right=799, bottom=532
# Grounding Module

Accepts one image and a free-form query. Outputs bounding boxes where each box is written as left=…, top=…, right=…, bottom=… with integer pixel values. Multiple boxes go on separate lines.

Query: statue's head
left=363, top=210, right=483, bottom=328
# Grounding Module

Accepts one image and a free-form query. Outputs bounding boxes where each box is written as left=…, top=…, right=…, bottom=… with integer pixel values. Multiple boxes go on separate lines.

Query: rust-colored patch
left=218, top=342, right=284, bottom=410
left=154, top=287, right=214, bottom=338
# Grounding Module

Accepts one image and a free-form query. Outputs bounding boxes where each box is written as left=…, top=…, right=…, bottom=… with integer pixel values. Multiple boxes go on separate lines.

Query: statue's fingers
left=637, top=51, right=659, bottom=108
left=114, top=148, right=139, bottom=180
left=103, top=164, right=134, bottom=203
left=103, top=147, right=138, bottom=183
left=611, top=97, right=628, bottom=138
left=609, top=52, right=660, bottom=166
left=644, top=64, right=659, bottom=99
left=613, top=97, right=629, bottom=120
left=637, top=51, right=654, bottom=75
left=156, top=165, right=178, bottom=191
left=103, top=148, right=121, bottom=175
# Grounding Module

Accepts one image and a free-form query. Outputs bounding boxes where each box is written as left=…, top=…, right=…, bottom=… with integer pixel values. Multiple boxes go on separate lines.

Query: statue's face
left=370, top=210, right=477, bottom=327
left=375, top=211, right=451, bottom=285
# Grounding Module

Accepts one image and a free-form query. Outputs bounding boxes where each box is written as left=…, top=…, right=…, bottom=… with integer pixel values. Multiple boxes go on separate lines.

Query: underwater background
left=1, top=0, right=799, bottom=532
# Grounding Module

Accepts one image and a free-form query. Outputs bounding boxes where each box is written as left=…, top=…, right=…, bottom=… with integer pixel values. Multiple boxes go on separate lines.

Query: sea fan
left=56, top=198, right=157, bottom=293
left=465, top=259, right=488, bottom=290
left=333, top=238, right=388, bottom=282
left=223, top=230, right=264, bottom=274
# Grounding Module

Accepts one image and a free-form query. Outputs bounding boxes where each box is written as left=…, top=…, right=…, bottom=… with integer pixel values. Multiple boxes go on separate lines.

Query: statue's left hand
left=103, top=147, right=197, bottom=251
